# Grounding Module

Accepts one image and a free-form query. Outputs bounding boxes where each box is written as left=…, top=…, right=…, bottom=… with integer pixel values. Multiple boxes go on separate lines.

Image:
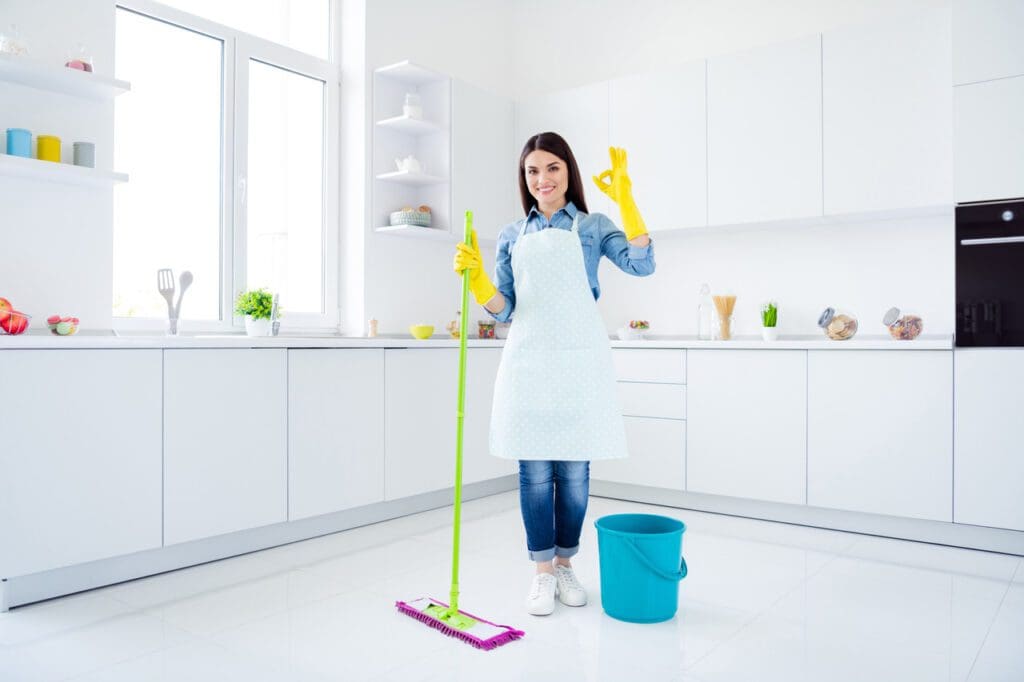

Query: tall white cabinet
left=822, top=8, right=953, bottom=214
left=807, top=351, right=953, bottom=522
left=163, top=349, right=288, bottom=545
left=707, top=35, right=823, bottom=225
left=0, top=350, right=162, bottom=578
left=288, top=349, right=385, bottom=521
left=954, top=349, right=1024, bottom=532
left=608, top=64, right=707, bottom=231
left=686, top=350, right=807, bottom=505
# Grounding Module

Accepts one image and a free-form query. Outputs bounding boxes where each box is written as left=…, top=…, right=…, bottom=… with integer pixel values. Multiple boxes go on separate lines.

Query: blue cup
left=6, top=128, right=31, bottom=157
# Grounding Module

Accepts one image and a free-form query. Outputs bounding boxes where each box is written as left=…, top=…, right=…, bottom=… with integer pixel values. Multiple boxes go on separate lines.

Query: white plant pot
left=761, top=326, right=779, bottom=342
left=245, top=316, right=272, bottom=337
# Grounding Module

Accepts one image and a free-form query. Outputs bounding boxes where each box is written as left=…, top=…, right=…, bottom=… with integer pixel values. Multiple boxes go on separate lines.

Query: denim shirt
left=488, top=201, right=656, bottom=323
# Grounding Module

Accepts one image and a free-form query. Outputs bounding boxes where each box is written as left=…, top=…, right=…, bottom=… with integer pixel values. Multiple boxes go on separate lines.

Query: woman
left=453, top=132, right=655, bottom=616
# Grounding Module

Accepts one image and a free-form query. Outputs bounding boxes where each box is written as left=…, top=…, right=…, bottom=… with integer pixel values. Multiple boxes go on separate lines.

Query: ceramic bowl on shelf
left=389, top=210, right=431, bottom=227
left=409, top=324, right=434, bottom=339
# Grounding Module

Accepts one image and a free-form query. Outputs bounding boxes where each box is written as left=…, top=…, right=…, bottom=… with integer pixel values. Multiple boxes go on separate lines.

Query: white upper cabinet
left=452, top=80, right=517, bottom=243
left=515, top=81, right=613, bottom=218
left=954, top=75, right=1024, bottom=203
left=953, top=0, right=1024, bottom=84
left=807, top=351, right=953, bottom=522
left=954, top=349, right=1024, bottom=532
left=609, top=63, right=707, bottom=231
left=707, top=35, right=823, bottom=225
left=823, top=9, right=953, bottom=214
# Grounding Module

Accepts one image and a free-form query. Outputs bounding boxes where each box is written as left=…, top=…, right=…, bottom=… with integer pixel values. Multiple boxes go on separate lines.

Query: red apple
left=0, top=297, right=11, bottom=324
left=0, top=310, right=29, bottom=335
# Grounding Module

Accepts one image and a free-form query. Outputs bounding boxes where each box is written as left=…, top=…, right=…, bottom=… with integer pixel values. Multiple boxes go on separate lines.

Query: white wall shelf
left=0, top=154, right=128, bottom=186
left=373, top=60, right=447, bottom=86
left=0, top=54, right=130, bottom=100
left=373, top=224, right=453, bottom=240
left=374, top=170, right=446, bottom=186
left=375, top=115, right=443, bottom=135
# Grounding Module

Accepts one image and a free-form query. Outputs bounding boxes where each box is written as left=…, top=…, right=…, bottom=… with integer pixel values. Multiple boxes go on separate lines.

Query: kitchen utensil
left=270, top=293, right=280, bottom=336
left=72, top=141, right=95, bottom=168
left=409, top=324, right=434, bottom=339
left=6, top=128, right=31, bottom=157
left=157, top=268, right=177, bottom=335
left=174, top=270, right=192, bottom=321
left=36, top=135, right=60, bottom=162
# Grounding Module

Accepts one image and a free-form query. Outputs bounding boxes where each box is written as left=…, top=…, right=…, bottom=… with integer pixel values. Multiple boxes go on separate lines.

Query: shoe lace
left=530, top=574, right=554, bottom=599
left=556, top=566, right=582, bottom=590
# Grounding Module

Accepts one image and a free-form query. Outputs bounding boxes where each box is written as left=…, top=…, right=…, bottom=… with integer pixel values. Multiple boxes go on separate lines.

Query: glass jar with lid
left=883, top=307, right=923, bottom=340
left=818, top=307, right=858, bottom=340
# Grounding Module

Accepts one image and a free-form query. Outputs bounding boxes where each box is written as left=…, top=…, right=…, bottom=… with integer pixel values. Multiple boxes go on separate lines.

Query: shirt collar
left=527, top=200, right=578, bottom=224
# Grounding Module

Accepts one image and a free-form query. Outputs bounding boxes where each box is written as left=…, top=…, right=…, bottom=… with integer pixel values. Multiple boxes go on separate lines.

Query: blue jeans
left=518, top=460, right=590, bottom=562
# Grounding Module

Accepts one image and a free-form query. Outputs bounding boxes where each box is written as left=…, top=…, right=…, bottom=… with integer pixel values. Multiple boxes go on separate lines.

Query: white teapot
left=395, top=155, right=422, bottom=174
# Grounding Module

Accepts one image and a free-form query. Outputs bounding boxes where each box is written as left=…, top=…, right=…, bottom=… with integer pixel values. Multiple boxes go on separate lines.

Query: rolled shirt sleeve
left=597, top=214, right=656, bottom=276
left=488, top=225, right=517, bottom=322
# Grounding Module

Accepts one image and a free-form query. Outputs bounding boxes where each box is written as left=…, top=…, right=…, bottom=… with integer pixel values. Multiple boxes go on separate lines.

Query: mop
left=395, top=210, right=525, bottom=650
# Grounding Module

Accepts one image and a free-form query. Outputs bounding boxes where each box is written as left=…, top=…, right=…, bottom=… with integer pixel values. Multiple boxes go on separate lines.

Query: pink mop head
left=396, top=597, right=524, bottom=650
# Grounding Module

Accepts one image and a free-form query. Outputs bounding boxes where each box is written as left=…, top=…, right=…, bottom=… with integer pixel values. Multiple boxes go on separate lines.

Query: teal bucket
left=594, top=514, right=688, bottom=623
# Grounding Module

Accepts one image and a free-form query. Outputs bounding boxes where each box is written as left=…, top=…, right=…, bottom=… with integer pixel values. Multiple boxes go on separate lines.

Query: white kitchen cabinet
left=386, top=348, right=510, bottom=499
left=609, top=63, right=707, bottom=231
left=163, top=349, right=287, bottom=545
left=592, top=417, right=686, bottom=490
left=954, top=75, right=1024, bottom=203
left=954, top=349, right=1024, bottom=531
left=612, top=348, right=686, bottom=384
left=686, top=350, right=807, bottom=505
left=807, top=351, right=952, bottom=522
left=288, top=349, right=385, bottom=521
left=514, top=81, right=613, bottom=218
left=707, top=35, right=823, bottom=225
left=0, top=350, right=162, bottom=578
left=953, top=0, right=1024, bottom=85
left=823, top=8, right=953, bottom=214
left=452, top=80, right=517, bottom=243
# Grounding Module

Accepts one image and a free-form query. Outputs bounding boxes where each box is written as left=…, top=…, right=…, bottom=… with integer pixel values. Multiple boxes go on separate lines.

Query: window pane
left=114, top=9, right=223, bottom=320
left=247, top=61, right=325, bottom=314
left=158, top=0, right=329, bottom=59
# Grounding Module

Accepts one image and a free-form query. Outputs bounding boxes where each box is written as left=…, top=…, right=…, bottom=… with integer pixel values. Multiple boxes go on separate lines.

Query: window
left=113, top=0, right=338, bottom=330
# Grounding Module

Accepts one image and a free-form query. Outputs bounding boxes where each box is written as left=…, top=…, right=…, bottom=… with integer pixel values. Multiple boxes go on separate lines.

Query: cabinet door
left=463, top=347, right=516, bottom=485
left=609, top=63, right=707, bottom=230
left=953, top=0, right=1024, bottom=85
left=592, top=416, right=686, bottom=490
left=0, top=350, right=162, bottom=578
left=452, top=80, right=517, bottom=243
left=808, top=351, right=953, bottom=522
left=954, top=75, right=1024, bottom=203
left=823, top=9, right=953, bottom=213
left=164, top=349, right=288, bottom=545
left=288, top=349, right=385, bottom=520
left=686, top=350, right=807, bottom=504
left=707, top=35, right=823, bottom=225
left=385, top=348, right=457, bottom=499
left=954, top=349, right=1024, bottom=531
left=515, top=81, right=613, bottom=217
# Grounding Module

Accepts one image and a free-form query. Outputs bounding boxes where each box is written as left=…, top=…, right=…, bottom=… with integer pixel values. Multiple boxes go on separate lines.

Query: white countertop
left=0, top=330, right=954, bottom=350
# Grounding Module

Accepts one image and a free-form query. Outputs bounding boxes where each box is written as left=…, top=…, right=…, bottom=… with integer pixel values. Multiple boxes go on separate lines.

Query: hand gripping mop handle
left=446, top=210, right=474, bottom=618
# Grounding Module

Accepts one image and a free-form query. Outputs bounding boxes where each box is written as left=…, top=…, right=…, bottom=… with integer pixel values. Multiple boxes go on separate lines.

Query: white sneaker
left=527, top=573, right=557, bottom=616
left=554, top=565, right=588, bottom=607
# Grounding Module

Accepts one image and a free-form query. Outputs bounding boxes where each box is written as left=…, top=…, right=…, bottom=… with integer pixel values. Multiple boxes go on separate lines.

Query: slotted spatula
left=157, top=268, right=177, bottom=334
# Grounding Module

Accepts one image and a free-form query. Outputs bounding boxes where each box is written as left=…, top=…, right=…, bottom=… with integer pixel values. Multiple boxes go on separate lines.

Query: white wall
left=0, top=0, right=115, bottom=328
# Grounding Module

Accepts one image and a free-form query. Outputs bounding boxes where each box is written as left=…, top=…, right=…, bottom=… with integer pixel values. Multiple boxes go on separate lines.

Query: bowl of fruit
left=47, top=315, right=80, bottom=336
left=617, top=319, right=650, bottom=340
left=0, top=297, right=31, bottom=335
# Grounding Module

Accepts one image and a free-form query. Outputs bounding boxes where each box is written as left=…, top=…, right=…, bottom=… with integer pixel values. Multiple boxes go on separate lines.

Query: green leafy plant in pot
left=235, top=288, right=278, bottom=336
left=761, top=301, right=778, bottom=342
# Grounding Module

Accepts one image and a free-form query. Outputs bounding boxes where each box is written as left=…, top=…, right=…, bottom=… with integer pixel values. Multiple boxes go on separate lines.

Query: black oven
left=956, top=199, right=1024, bottom=347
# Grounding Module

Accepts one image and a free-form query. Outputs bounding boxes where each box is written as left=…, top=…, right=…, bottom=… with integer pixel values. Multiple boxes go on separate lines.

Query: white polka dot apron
left=489, top=213, right=628, bottom=461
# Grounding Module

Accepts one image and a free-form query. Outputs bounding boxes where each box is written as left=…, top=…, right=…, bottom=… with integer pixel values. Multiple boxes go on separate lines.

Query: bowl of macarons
left=48, top=315, right=80, bottom=336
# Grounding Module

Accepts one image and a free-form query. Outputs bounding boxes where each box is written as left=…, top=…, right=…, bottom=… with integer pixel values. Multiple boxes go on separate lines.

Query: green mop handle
left=449, top=210, right=473, bottom=615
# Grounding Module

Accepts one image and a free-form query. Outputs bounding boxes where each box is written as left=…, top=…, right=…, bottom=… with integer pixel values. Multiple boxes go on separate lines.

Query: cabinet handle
left=959, top=236, right=1024, bottom=246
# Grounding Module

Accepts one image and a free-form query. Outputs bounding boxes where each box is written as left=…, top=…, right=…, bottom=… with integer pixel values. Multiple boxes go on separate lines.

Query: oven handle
left=960, top=236, right=1024, bottom=246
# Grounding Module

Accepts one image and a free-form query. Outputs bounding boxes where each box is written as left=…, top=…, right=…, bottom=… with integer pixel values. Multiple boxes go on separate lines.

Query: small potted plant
left=235, top=288, right=276, bottom=336
left=761, top=301, right=778, bottom=341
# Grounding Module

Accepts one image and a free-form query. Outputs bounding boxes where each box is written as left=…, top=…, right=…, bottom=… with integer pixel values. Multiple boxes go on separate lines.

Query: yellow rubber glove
left=453, top=229, right=498, bottom=306
left=592, top=147, right=648, bottom=241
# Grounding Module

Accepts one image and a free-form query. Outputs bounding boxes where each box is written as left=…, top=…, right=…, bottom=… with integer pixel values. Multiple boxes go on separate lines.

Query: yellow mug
left=37, top=135, right=61, bottom=162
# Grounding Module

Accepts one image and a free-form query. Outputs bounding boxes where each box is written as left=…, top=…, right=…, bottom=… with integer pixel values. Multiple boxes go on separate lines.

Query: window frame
left=114, top=0, right=340, bottom=333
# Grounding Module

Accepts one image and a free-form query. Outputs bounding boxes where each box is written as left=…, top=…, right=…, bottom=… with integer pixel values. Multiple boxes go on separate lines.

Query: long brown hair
left=518, top=132, right=589, bottom=216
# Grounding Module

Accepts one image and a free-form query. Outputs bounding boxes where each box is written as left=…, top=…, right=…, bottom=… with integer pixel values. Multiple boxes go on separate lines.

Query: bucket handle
left=626, top=538, right=688, bottom=582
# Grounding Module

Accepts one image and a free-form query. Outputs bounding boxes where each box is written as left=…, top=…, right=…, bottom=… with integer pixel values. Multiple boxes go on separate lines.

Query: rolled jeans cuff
left=528, top=544, right=579, bottom=562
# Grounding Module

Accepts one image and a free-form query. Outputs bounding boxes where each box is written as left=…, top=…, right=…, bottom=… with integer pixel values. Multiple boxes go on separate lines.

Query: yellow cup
left=37, top=135, right=61, bottom=162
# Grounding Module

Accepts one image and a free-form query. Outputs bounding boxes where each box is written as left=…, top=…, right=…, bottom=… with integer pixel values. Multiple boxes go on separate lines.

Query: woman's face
left=524, top=149, right=569, bottom=211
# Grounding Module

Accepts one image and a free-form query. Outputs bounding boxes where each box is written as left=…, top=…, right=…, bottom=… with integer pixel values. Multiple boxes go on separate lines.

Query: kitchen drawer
left=618, top=382, right=686, bottom=420
left=612, top=349, right=686, bottom=383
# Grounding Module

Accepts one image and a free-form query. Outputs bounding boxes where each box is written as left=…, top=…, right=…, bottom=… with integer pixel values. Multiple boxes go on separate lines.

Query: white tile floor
left=1, top=492, right=1022, bottom=681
